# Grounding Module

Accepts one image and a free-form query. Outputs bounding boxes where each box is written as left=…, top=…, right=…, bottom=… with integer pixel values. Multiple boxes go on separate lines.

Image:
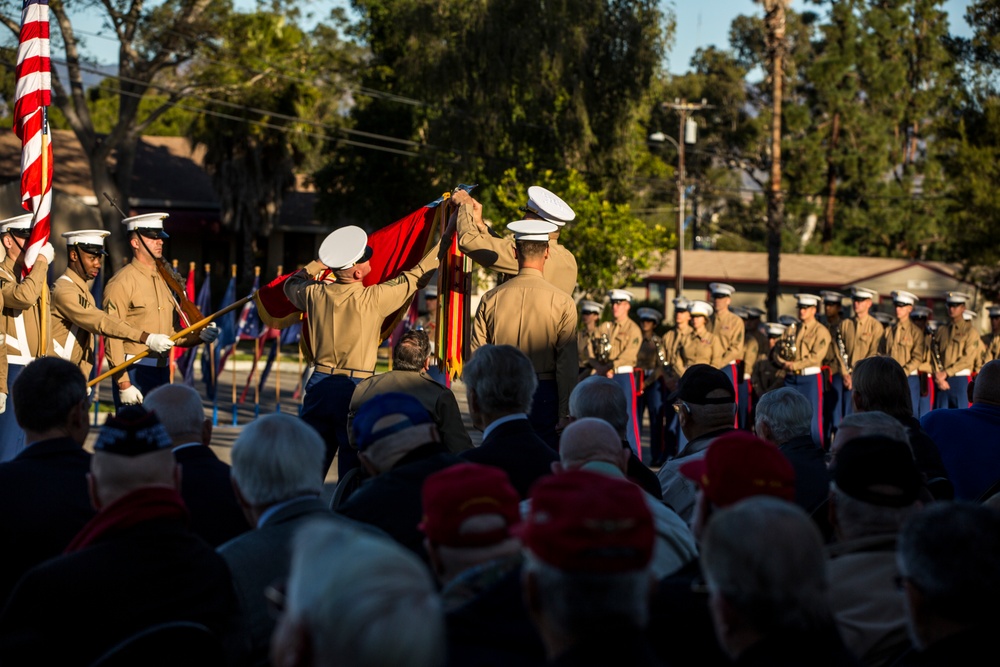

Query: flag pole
left=275, top=265, right=282, bottom=413
left=37, top=113, right=49, bottom=356
left=87, top=294, right=252, bottom=388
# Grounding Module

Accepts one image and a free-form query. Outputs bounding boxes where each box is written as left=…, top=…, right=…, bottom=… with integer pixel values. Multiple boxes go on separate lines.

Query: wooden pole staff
left=38, top=121, right=49, bottom=356
left=230, top=264, right=238, bottom=427
left=88, top=293, right=252, bottom=388
left=275, top=265, right=282, bottom=413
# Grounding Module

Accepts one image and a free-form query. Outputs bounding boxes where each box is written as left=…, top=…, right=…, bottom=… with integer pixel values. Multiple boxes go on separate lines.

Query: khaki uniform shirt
left=986, top=333, right=1000, bottom=365
left=931, top=319, right=981, bottom=376
left=751, top=354, right=785, bottom=396
left=836, top=315, right=883, bottom=376
left=472, top=267, right=578, bottom=417
left=783, top=318, right=831, bottom=372
left=678, top=329, right=724, bottom=369
left=918, top=329, right=934, bottom=374
left=578, top=328, right=598, bottom=369
left=637, top=334, right=664, bottom=390
left=52, top=269, right=146, bottom=379
left=103, top=260, right=177, bottom=381
left=743, top=327, right=767, bottom=379
left=456, top=204, right=578, bottom=295
left=0, top=255, right=51, bottom=389
left=350, top=370, right=473, bottom=453
left=598, top=317, right=642, bottom=371
left=823, top=316, right=843, bottom=369
left=880, top=318, right=926, bottom=376
left=710, top=309, right=745, bottom=366
left=285, top=248, right=439, bottom=374
left=660, top=324, right=693, bottom=378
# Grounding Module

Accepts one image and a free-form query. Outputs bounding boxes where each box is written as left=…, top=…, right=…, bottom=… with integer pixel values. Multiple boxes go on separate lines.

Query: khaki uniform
left=597, top=317, right=642, bottom=371
left=456, top=204, right=578, bottom=295
left=743, top=327, right=768, bottom=379
left=823, top=315, right=843, bottom=370
left=637, top=333, right=664, bottom=391
left=350, top=370, right=473, bottom=453
left=51, top=269, right=146, bottom=378
left=661, top=325, right=693, bottom=380
left=835, top=315, right=883, bottom=376
left=880, top=317, right=926, bottom=376
left=751, top=354, right=785, bottom=396
left=0, top=255, right=51, bottom=392
left=783, top=319, right=831, bottom=373
left=710, top=308, right=745, bottom=366
left=284, top=248, right=439, bottom=373
left=918, top=327, right=934, bottom=374
left=678, top=329, right=724, bottom=369
left=103, top=260, right=177, bottom=381
left=578, top=328, right=599, bottom=378
left=472, top=267, right=578, bottom=417
left=985, top=333, right=1000, bottom=364
left=931, top=319, right=981, bottom=376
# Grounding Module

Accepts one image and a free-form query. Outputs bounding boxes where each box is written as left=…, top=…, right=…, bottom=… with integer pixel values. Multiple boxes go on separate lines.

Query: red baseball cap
left=517, top=470, right=654, bottom=573
left=679, top=431, right=796, bottom=507
left=419, top=463, right=521, bottom=548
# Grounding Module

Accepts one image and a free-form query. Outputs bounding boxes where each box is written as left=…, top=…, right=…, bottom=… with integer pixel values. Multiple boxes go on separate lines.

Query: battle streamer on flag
left=13, top=0, right=53, bottom=275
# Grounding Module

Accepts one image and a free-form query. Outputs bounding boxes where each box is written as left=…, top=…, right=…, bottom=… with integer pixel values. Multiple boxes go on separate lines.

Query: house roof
left=646, top=250, right=964, bottom=288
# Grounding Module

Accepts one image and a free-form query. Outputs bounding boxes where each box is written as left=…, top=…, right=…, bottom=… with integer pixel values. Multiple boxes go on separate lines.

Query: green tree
left=315, top=0, right=674, bottom=226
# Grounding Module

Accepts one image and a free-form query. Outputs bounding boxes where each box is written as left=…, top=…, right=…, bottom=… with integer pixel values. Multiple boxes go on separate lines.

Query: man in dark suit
left=460, top=345, right=559, bottom=497
left=0, top=358, right=95, bottom=605
left=0, top=407, right=237, bottom=666
left=336, top=392, right=462, bottom=560
left=145, top=384, right=250, bottom=546
left=220, top=413, right=362, bottom=667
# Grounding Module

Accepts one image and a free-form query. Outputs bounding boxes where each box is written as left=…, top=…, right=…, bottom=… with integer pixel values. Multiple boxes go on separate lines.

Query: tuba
left=771, top=320, right=798, bottom=368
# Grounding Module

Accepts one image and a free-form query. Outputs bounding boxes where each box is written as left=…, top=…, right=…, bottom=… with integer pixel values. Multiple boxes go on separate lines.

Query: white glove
left=199, top=322, right=220, bottom=344
left=39, top=243, right=54, bottom=264
left=119, top=385, right=144, bottom=405
left=145, top=333, right=174, bottom=354
left=0, top=393, right=6, bottom=415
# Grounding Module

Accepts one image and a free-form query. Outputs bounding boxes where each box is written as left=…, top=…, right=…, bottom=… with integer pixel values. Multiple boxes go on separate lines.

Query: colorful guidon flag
left=13, top=0, right=53, bottom=274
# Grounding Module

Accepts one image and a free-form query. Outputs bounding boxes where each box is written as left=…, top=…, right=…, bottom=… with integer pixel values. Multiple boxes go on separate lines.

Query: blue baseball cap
left=351, top=392, right=435, bottom=452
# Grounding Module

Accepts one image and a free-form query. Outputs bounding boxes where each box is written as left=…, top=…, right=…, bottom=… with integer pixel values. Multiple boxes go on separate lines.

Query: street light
left=650, top=99, right=711, bottom=298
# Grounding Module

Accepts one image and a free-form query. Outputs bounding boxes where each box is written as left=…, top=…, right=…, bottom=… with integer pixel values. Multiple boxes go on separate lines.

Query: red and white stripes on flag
left=13, top=0, right=53, bottom=274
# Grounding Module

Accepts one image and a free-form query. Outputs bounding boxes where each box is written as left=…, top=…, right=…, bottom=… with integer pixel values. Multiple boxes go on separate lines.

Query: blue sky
left=67, top=0, right=976, bottom=75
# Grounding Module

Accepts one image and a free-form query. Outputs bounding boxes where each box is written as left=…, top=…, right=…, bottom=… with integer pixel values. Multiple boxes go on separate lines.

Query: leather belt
left=314, top=365, right=374, bottom=379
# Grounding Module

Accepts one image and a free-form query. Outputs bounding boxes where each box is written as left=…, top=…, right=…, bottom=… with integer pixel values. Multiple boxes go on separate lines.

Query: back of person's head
left=520, top=470, right=654, bottom=640
left=559, top=418, right=629, bottom=473
left=852, top=356, right=913, bottom=421
left=144, top=384, right=205, bottom=442
left=463, top=345, right=537, bottom=416
left=833, top=411, right=910, bottom=463
left=352, top=393, right=439, bottom=474
left=671, top=364, right=737, bottom=435
left=90, top=407, right=177, bottom=508
left=420, top=463, right=522, bottom=584
left=897, top=502, right=1000, bottom=636
left=12, top=357, right=87, bottom=434
left=275, top=521, right=444, bottom=667
left=231, top=414, right=325, bottom=507
left=754, top=388, right=812, bottom=445
left=568, top=377, right=628, bottom=436
left=830, top=436, right=923, bottom=541
left=515, top=239, right=549, bottom=262
left=701, top=497, right=831, bottom=642
left=393, top=330, right=431, bottom=371
left=973, top=360, right=1000, bottom=406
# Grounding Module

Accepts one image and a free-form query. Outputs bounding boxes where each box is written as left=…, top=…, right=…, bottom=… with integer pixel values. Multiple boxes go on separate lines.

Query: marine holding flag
left=283, top=225, right=442, bottom=477
left=50, top=230, right=175, bottom=380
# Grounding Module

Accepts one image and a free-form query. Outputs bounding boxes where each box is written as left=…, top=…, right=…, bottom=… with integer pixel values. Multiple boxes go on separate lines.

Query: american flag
left=13, top=0, right=53, bottom=273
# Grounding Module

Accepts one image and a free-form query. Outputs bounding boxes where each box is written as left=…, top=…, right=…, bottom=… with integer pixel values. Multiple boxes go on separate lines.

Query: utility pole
left=662, top=99, right=712, bottom=298
left=763, top=0, right=788, bottom=321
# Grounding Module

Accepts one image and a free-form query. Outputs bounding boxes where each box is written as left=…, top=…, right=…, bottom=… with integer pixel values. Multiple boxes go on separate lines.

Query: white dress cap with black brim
left=580, top=300, right=603, bottom=315
left=945, top=291, right=971, bottom=305
left=744, top=306, right=766, bottom=319
left=507, top=219, right=558, bottom=242
left=708, top=282, right=735, bottom=297
left=62, top=229, right=111, bottom=256
left=0, top=213, right=34, bottom=235
left=689, top=300, right=714, bottom=318
left=123, top=213, right=170, bottom=239
left=963, top=310, right=977, bottom=321
left=910, top=306, right=932, bottom=319
left=851, top=286, right=879, bottom=302
left=820, top=290, right=846, bottom=304
left=637, top=308, right=662, bottom=322
left=891, top=290, right=918, bottom=306
left=524, top=186, right=576, bottom=226
left=988, top=306, right=1000, bottom=318
left=765, top=322, right=788, bottom=337
left=673, top=297, right=691, bottom=311
left=778, top=314, right=799, bottom=327
left=608, top=289, right=634, bottom=303
left=319, top=225, right=371, bottom=270
left=795, top=293, right=821, bottom=308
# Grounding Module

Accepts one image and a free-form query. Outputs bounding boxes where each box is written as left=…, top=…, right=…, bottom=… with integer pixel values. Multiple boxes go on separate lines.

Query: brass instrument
left=931, top=335, right=945, bottom=373
left=835, top=325, right=851, bottom=373
left=592, top=333, right=613, bottom=365
left=771, top=320, right=798, bottom=368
